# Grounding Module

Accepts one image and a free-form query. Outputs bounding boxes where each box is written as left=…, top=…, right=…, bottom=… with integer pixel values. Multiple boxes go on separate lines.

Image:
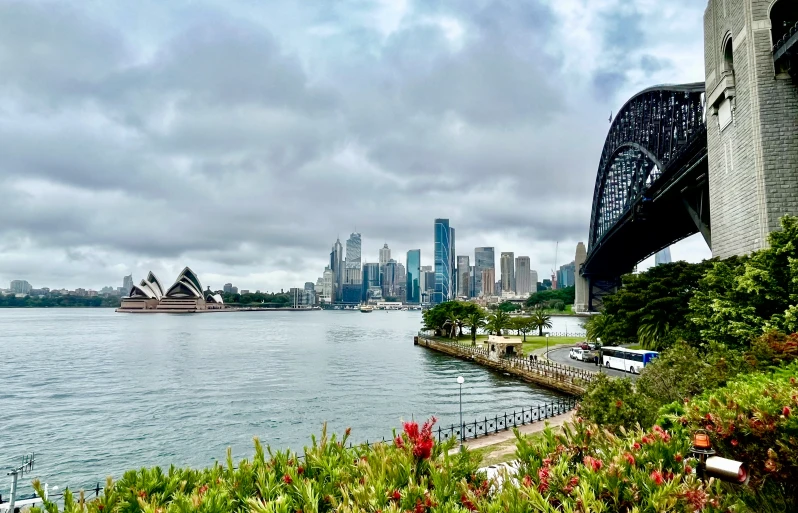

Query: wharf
left=415, top=337, right=595, bottom=395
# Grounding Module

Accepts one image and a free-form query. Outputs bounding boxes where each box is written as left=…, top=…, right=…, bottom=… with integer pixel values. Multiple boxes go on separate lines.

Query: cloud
left=0, top=0, right=710, bottom=291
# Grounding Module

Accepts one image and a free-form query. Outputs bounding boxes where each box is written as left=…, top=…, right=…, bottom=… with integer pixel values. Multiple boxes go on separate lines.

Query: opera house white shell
left=118, top=267, right=223, bottom=312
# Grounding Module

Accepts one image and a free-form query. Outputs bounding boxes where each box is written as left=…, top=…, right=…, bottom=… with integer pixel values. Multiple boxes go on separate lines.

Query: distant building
left=474, top=247, right=495, bottom=297
left=10, top=280, right=32, bottom=295
left=330, top=238, right=344, bottom=302
left=481, top=268, right=495, bottom=296
left=457, top=256, right=470, bottom=297
left=362, top=263, right=381, bottom=301
left=240, top=290, right=250, bottom=295
left=345, top=232, right=362, bottom=271
left=500, top=252, right=515, bottom=294
left=379, top=244, right=391, bottom=266
left=515, top=256, right=532, bottom=296
left=322, top=267, right=334, bottom=302
left=406, top=250, right=421, bottom=304
left=557, top=261, right=576, bottom=288
left=530, top=270, right=539, bottom=292
left=655, top=247, right=672, bottom=266
left=433, top=219, right=452, bottom=304
left=122, top=275, right=133, bottom=295
left=449, top=227, right=456, bottom=299
left=223, top=283, right=235, bottom=293
left=341, top=284, right=362, bottom=304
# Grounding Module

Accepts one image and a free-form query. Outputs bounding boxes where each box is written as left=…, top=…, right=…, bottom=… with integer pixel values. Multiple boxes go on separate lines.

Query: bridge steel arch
left=582, top=83, right=710, bottom=310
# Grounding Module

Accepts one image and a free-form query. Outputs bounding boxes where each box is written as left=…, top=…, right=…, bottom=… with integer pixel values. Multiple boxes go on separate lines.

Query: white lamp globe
left=457, top=376, right=465, bottom=384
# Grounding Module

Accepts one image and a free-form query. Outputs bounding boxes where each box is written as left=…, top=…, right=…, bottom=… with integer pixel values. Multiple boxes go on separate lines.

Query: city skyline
left=0, top=1, right=712, bottom=291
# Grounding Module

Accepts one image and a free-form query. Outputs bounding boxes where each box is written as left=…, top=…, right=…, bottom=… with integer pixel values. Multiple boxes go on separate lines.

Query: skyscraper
left=530, top=270, right=539, bottom=292
left=362, top=263, right=381, bottom=301
left=379, top=244, right=391, bottom=266
left=122, top=274, right=133, bottom=295
left=481, top=268, right=495, bottom=296
left=449, top=228, right=456, bottom=300
left=406, top=249, right=421, bottom=304
left=500, top=252, right=515, bottom=294
left=433, top=219, right=451, bottom=304
left=515, top=256, right=532, bottom=296
left=474, top=247, right=495, bottom=297
left=457, top=256, right=470, bottom=297
left=557, top=261, right=576, bottom=288
left=322, top=266, right=334, bottom=301
left=330, top=238, right=344, bottom=302
left=345, top=233, right=362, bottom=270
left=655, top=247, right=672, bottom=266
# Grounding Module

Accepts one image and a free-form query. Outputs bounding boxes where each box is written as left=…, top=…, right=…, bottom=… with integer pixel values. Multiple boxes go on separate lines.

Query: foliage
left=497, top=301, right=519, bottom=313
left=577, top=373, right=657, bottom=431
left=509, top=317, right=536, bottom=341
left=462, top=310, right=487, bottom=344
left=662, top=362, right=798, bottom=508
left=0, top=294, right=121, bottom=308
left=422, top=301, right=481, bottom=336
left=525, top=286, right=574, bottom=308
left=583, top=314, right=611, bottom=343
left=600, top=261, right=714, bottom=347
left=485, top=310, right=511, bottom=335
left=529, top=307, right=553, bottom=337
left=473, top=421, right=736, bottom=513
left=223, top=291, right=292, bottom=306
left=748, top=331, right=798, bottom=369
left=32, top=420, right=485, bottom=513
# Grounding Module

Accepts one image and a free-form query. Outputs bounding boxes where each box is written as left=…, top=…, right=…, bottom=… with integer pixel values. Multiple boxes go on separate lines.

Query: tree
left=512, top=317, right=536, bottom=341
left=463, top=310, right=487, bottom=345
left=529, top=307, right=553, bottom=336
left=445, top=310, right=460, bottom=339
left=485, top=310, right=511, bottom=335
left=577, top=374, right=657, bottom=432
left=498, top=301, right=519, bottom=313
left=525, top=286, right=574, bottom=308
left=635, top=313, right=671, bottom=350
left=584, top=314, right=611, bottom=343
left=422, top=301, right=481, bottom=337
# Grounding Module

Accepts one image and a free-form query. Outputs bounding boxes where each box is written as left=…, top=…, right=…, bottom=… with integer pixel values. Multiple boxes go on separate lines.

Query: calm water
left=1, top=309, right=574, bottom=494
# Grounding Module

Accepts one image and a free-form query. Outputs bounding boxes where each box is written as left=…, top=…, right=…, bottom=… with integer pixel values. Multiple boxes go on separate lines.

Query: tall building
left=345, top=232, right=362, bottom=269
left=122, top=274, right=133, bottom=295
left=457, top=256, right=470, bottom=297
left=362, top=263, right=381, bottom=301
left=481, top=268, right=495, bottom=296
left=449, top=228, right=456, bottom=299
left=223, top=283, right=234, bottom=293
left=330, top=238, right=344, bottom=302
left=655, top=247, right=672, bottom=266
left=10, top=280, right=32, bottom=295
left=500, top=252, right=515, bottom=294
left=557, top=261, right=576, bottom=288
left=379, top=244, right=391, bottom=266
left=474, top=247, right=495, bottom=297
left=433, top=219, right=452, bottom=304
left=322, top=266, right=334, bottom=301
left=530, top=270, right=539, bottom=292
left=406, top=250, right=421, bottom=304
left=515, top=256, right=532, bottom=296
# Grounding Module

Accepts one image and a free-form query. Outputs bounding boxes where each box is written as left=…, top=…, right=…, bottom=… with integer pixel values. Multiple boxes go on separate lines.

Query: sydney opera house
left=117, top=267, right=224, bottom=313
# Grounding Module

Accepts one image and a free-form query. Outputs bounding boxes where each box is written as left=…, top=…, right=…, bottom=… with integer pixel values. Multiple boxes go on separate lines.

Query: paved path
left=450, top=410, right=575, bottom=453
left=546, top=346, right=638, bottom=380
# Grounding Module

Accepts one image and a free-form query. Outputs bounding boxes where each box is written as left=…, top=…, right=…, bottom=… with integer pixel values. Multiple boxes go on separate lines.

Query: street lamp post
left=457, top=376, right=465, bottom=446
left=545, top=334, right=549, bottom=358
left=597, top=337, right=603, bottom=373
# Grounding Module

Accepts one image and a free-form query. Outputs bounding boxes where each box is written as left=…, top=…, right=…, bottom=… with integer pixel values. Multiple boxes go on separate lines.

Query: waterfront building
left=322, top=266, right=334, bottom=302
left=500, top=252, right=515, bottom=294
left=655, top=247, right=672, bottom=266
left=119, top=268, right=223, bottom=312
left=362, top=263, right=381, bottom=301
left=341, top=284, right=362, bottom=303
left=449, top=228, right=456, bottom=299
left=433, top=219, right=452, bottom=304
left=481, top=268, right=495, bottom=296
left=240, top=290, right=250, bottom=295
left=315, top=277, right=324, bottom=294
left=474, top=247, right=495, bottom=297
left=10, top=280, right=32, bottom=295
left=122, top=275, right=133, bottom=295
left=457, top=256, right=470, bottom=297
left=330, top=238, right=344, bottom=302
left=345, top=267, right=362, bottom=284
left=557, top=261, right=576, bottom=288
left=515, top=256, right=532, bottom=296
left=406, top=249, right=421, bottom=304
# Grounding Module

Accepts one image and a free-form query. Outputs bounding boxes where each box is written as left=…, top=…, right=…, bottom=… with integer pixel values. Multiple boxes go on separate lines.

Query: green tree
left=498, top=301, right=518, bottom=313
left=512, top=316, right=536, bottom=341
left=485, top=310, right=511, bottom=335
left=635, top=313, right=672, bottom=350
left=577, top=373, right=657, bottom=432
left=463, top=310, right=487, bottom=345
left=529, top=306, right=553, bottom=336
left=445, top=310, right=460, bottom=339
left=584, top=314, right=611, bottom=343
left=525, top=286, right=575, bottom=308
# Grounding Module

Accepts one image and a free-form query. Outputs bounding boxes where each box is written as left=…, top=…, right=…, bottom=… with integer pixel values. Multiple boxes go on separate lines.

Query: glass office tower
left=406, top=249, right=421, bottom=304
left=433, top=219, right=451, bottom=305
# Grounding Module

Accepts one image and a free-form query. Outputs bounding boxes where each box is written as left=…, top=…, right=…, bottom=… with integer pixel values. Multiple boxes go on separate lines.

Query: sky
left=0, top=0, right=712, bottom=292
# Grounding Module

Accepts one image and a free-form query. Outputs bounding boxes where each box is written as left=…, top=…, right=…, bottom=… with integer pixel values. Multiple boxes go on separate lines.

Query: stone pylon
left=574, top=242, right=589, bottom=313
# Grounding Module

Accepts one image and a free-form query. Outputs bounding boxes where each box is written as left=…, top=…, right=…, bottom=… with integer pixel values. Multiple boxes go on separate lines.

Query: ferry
left=359, top=304, right=374, bottom=313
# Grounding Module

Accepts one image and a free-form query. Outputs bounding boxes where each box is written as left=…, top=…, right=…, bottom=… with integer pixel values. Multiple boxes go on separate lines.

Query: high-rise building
left=223, top=283, right=235, bottom=293
left=655, top=247, right=672, bottom=266
left=449, top=228, right=456, bottom=299
left=406, top=250, right=421, bottom=304
left=457, top=256, right=470, bottom=297
left=530, top=270, right=539, bottom=291
left=557, top=261, right=576, bottom=288
left=515, top=256, right=532, bottom=296
left=500, top=252, right=515, bottom=294
left=345, top=233, right=362, bottom=270
left=122, top=274, right=133, bottom=295
left=481, top=268, right=495, bottom=296
left=10, top=280, right=32, bottom=295
left=322, top=266, right=334, bottom=301
left=433, top=219, right=452, bottom=304
left=330, top=238, right=344, bottom=301
left=362, top=263, right=381, bottom=301
left=379, top=244, right=391, bottom=266
left=474, top=247, right=495, bottom=297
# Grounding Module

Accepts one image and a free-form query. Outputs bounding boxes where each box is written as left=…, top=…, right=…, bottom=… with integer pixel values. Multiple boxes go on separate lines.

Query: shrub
left=576, top=373, right=657, bottom=432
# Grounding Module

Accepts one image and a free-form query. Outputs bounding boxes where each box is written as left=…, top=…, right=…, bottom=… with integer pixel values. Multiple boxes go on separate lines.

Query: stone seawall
left=415, top=337, right=592, bottom=396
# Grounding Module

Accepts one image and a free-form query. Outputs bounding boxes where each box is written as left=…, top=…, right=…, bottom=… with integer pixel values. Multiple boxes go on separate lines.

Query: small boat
left=359, top=304, right=374, bottom=313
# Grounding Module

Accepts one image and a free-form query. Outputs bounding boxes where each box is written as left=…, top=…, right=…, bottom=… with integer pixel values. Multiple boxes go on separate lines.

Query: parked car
left=578, top=342, right=591, bottom=350
left=570, top=348, right=598, bottom=363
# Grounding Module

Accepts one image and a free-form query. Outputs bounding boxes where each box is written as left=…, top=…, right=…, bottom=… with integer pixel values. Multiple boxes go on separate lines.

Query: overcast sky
left=0, top=0, right=712, bottom=292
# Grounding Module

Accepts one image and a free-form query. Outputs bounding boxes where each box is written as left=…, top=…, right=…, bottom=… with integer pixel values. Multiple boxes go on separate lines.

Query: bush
left=577, top=373, right=657, bottom=432
left=662, top=362, right=798, bottom=507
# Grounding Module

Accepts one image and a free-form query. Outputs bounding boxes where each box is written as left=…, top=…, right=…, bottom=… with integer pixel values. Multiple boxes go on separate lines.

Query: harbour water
left=1, top=309, right=580, bottom=494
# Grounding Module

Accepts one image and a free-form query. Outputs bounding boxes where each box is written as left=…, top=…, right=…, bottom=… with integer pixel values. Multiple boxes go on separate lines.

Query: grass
left=469, top=432, right=547, bottom=466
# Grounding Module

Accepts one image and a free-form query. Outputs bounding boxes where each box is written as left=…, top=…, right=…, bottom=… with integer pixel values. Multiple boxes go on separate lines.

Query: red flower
left=583, top=456, right=603, bottom=472
left=138, top=491, right=147, bottom=499
left=650, top=470, right=664, bottom=485
left=765, top=459, right=778, bottom=473
left=783, top=406, right=791, bottom=417
left=283, top=474, right=293, bottom=484
left=615, top=400, right=623, bottom=408
left=402, top=417, right=437, bottom=460
left=345, top=427, right=352, bottom=437
left=569, top=476, right=579, bottom=487
left=685, top=465, right=693, bottom=474
left=674, top=454, right=683, bottom=463
left=632, top=442, right=641, bottom=450
left=624, top=452, right=635, bottom=466
left=538, top=467, right=550, bottom=492
left=414, top=498, right=425, bottom=513
left=297, top=466, right=305, bottom=475
left=391, top=490, right=401, bottom=501
left=731, top=439, right=739, bottom=446
left=684, top=488, right=707, bottom=510
left=394, top=435, right=404, bottom=448
left=98, top=505, right=104, bottom=511
left=522, top=475, right=532, bottom=488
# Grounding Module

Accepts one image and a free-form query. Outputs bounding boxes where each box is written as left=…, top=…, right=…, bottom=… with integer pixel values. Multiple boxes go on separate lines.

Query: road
left=546, top=347, right=637, bottom=380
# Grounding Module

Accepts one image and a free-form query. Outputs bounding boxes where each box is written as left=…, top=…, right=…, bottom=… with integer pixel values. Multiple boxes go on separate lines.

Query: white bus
left=601, top=347, right=659, bottom=374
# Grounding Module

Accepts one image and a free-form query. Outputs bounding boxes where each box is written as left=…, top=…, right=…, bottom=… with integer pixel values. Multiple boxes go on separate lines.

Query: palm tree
left=445, top=311, right=461, bottom=339
left=584, top=313, right=611, bottom=343
left=463, top=311, right=487, bottom=345
left=636, top=314, right=670, bottom=350
left=530, top=307, right=553, bottom=337
left=486, top=310, right=511, bottom=335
